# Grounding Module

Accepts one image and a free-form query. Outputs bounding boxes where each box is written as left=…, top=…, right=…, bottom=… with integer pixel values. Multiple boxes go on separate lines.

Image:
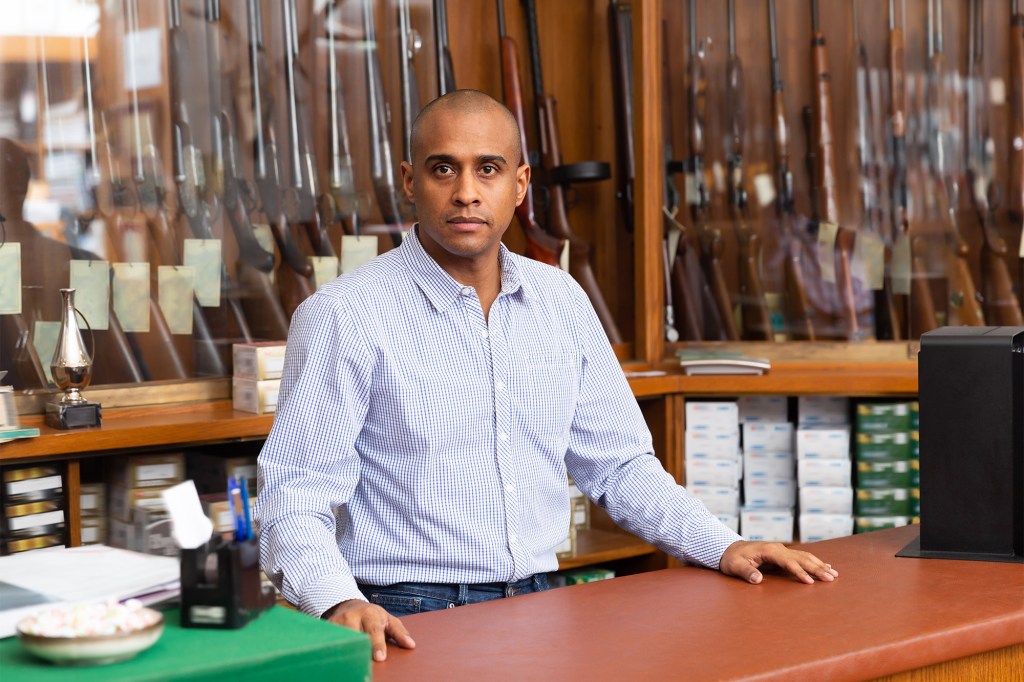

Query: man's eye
left=480, top=165, right=497, bottom=175
left=434, top=164, right=454, bottom=176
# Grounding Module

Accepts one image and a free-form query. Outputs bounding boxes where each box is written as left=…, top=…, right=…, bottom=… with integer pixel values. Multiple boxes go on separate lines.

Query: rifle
left=205, top=0, right=290, bottom=341
left=245, top=0, right=315, bottom=284
left=322, top=0, right=364, bottom=240
left=1011, top=0, right=1024, bottom=224
left=926, top=0, right=984, bottom=327
left=434, top=0, right=456, bottom=97
left=768, top=0, right=814, bottom=342
left=522, top=0, right=622, bottom=344
left=608, top=0, right=633, bottom=236
left=687, top=0, right=734, bottom=341
left=663, top=20, right=701, bottom=342
left=809, top=0, right=857, bottom=340
left=967, top=0, right=1024, bottom=325
left=727, top=0, right=772, bottom=341
left=496, top=0, right=563, bottom=267
left=398, top=0, right=421, bottom=164
left=282, top=0, right=333, bottom=259
left=363, top=0, right=406, bottom=246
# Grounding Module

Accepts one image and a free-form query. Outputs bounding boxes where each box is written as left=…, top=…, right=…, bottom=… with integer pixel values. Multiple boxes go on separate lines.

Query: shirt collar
left=402, top=225, right=533, bottom=311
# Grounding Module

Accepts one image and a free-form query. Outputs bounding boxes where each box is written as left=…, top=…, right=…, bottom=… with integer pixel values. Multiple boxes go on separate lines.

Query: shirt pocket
left=520, top=360, right=577, bottom=439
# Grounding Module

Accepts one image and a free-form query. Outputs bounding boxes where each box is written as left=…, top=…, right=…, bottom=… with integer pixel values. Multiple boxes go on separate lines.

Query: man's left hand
left=719, top=540, right=839, bottom=585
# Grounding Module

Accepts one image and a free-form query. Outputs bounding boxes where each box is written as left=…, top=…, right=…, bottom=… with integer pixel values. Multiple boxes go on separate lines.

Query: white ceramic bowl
left=17, top=609, right=164, bottom=666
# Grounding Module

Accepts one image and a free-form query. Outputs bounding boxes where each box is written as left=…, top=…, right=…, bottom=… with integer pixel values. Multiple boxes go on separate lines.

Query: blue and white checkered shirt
left=256, top=228, right=741, bottom=617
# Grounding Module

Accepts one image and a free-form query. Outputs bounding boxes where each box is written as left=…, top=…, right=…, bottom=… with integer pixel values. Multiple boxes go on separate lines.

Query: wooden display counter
left=374, top=525, right=1024, bottom=681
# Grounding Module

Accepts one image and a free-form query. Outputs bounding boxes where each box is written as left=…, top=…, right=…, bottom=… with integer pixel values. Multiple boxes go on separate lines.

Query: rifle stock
left=1011, top=1, right=1024, bottom=220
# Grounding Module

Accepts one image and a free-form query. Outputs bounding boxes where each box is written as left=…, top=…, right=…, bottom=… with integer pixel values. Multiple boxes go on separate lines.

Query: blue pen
left=239, top=476, right=254, bottom=541
left=228, top=476, right=246, bottom=542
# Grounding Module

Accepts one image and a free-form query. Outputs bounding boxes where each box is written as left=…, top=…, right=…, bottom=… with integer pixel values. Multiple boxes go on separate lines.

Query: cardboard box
left=738, top=396, right=788, bottom=423
left=743, top=422, right=794, bottom=453
left=685, top=402, right=739, bottom=432
left=685, top=430, right=740, bottom=459
left=79, top=483, right=106, bottom=517
left=797, top=397, right=849, bottom=426
left=796, top=427, right=851, bottom=460
left=108, top=453, right=184, bottom=490
left=233, top=342, right=287, bottom=380
left=80, top=516, right=107, bottom=545
left=799, top=514, right=853, bottom=542
left=740, top=508, right=794, bottom=543
left=798, top=458, right=852, bottom=487
left=743, top=477, right=796, bottom=509
left=855, top=431, right=911, bottom=462
left=108, top=485, right=171, bottom=522
left=685, top=458, right=740, bottom=487
left=856, top=460, right=913, bottom=489
left=855, top=401, right=913, bottom=432
left=855, top=516, right=912, bottom=533
left=855, top=488, right=913, bottom=516
left=687, top=485, right=740, bottom=516
left=799, top=486, right=853, bottom=514
left=233, top=378, right=281, bottom=414
left=744, top=450, right=795, bottom=479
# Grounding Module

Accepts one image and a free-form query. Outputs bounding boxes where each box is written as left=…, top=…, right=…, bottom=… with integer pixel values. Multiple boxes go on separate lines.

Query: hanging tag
left=0, top=243, right=22, bottom=315
left=684, top=173, right=699, bottom=205
left=183, top=239, right=222, bottom=307
left=340, top=235, right=378, bottom=274
left=560, top=239, right=570, bottom=272
left=852, top=232, right=885, bottom=291
left=32, top=321, right=61, bottom=386
left=816, top=222, right=839, bottom=284
left=1019, top=226, right=1024, bottom=259
left=119, top=215, right=148, bottom=263
left=311, top=256, right=340, bottom=289
left=69, top=260, right=110, bottom=331
left=158, top=266, right=195, bottom=335
left=113, top=262, right=151, bottom=332
left=989, top=77, right=1006, bottom=106
left=891, top=232, right=912, bottom=296
left=752, top=173, right=776, bottom=208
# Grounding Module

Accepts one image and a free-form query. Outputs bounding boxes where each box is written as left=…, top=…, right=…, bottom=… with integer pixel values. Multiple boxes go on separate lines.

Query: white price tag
left=340, top=235, right=378, bottom=274
left=158, top=266, right=196, bottom=335
left=0, top=243, right=22, bottom=315
left=891, top=233, right=912, bottom=296
left=311, top=256, right=340, bottom=289
left=183, top=239, right=223, bottom=307
left=69, top=260, right=110, bottom=331
left=113, top=263, right=151, bottom=332
left=752, top=173, right=776, bottom=208
left=816, top=222, right=839, bottom=284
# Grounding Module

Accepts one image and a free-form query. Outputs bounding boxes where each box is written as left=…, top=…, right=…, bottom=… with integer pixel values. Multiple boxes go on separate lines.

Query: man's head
left=401, top=90, right=529, bottom=274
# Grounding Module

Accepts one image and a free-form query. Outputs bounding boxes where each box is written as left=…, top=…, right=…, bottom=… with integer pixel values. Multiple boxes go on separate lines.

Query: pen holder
left=180, top=537, right=275, bottom=629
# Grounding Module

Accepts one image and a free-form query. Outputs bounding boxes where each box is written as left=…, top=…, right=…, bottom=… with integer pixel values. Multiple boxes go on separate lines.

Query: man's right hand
left=323, top=599, right=416, bottom=662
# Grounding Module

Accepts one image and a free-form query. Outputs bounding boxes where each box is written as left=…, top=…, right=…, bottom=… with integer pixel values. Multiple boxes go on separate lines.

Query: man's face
left=401, top=106, right=530, bottom=270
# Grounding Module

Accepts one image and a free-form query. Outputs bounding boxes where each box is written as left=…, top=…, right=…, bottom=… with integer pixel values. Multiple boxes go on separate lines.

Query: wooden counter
left=374, top=526, right=1024, bottom=681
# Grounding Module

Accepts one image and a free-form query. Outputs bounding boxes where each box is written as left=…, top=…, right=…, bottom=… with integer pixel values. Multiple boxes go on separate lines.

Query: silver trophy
left=45, top=288, right=102, bottom=429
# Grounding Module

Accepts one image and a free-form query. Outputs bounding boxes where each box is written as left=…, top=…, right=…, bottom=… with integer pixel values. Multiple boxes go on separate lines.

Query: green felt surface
left=0, top=606, right=371, bottom=681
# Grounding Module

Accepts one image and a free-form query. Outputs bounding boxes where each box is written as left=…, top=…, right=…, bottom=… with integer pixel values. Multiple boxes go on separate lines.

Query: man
left=257, top=90, right=837, bottom=663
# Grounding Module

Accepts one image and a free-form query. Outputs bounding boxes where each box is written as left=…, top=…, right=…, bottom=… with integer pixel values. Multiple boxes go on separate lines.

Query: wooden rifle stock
left=608, top=0, right=634, bottom=235
left=810, top=3, right=857, bottom=339
left=1011, top=1, right=1024, bottom=220
left=537, top=97, right=623, bottom=344
left=496, top=1, right=562, bottom=266
left=979, top=208, right=1024, bottom=325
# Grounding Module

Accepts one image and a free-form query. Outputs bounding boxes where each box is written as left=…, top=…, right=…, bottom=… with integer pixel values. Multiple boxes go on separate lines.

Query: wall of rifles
left=2, top=0, right=1022, bottom=391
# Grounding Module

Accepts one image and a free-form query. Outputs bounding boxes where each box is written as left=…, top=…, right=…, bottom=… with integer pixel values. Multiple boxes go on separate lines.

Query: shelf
left=667, top=361, right=918, bottom=397
left=1, top=401, right=272, bottom=462
left=557, top=528, right=657, bottom=570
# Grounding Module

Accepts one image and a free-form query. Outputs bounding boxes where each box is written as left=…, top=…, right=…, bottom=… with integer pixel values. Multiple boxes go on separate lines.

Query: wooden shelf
left=557, top=528, right=657, bottom=570
left=0, top=401, right=272, bottom=463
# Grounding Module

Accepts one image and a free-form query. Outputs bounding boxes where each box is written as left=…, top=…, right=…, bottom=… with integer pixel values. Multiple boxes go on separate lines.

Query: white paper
left=157, top=266, right=195, bottom=335
left=183, top=239, right=222, bottom=308
left=69, top=260, right=110, bottom=331
left=161, top=481, right=214, bottom=550
left=112, top=262, right=150, bottom=332
left=0, top=243, right=22, bottom=315
left=817, top=222, right=839, bottom=284
left=124, top=27, right=163, bottom=91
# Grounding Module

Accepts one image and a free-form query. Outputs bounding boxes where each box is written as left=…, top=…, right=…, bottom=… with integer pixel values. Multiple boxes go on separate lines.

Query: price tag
left=684, top=173, right=699, bottom=205
left=340, top=235, right=378, bottom=274
left=158, top=266, right=195, bottom=335
left=1019, top=226, right=1024, bottom=259
left=311, top=256, right=340, bottom=290
left=32, top=321, right=61, bottom=386
left=183, top=239, right=222, bottom=307
left=816, top=222, right=839, bottom=284
left=70, top=260, right=110, bottom=330
left=891, top=232, right=912, bottom=296
left=113, top=262, right=150, bottom=332
left=852, top=231, right=885, bottom=291
left=0, top=243, right=22, bottom=315
left=560, top=239, right=570, bottom=272
left=989, top=77, right=1006, bottom=106
left=752, top=173, right=776, bottom=208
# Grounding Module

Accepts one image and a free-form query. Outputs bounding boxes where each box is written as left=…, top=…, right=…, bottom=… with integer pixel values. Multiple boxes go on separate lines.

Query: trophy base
left=45, top=401, right=102, bottom=430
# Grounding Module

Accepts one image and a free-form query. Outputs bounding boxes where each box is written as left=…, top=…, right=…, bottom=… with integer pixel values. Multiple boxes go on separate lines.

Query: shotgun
left=398, top=0, right=422, bottom=165
left=608, top=0, right=634, bottom=236
left=522, top=0, right=623, bottom=344
left=688, top=0, right=734, bottom=341
left=434, top=0, right=456, bottom=97
left=926, top=0, right=984, bottom=327
left=1011, top=0, right=1024, bottom=225
left=727, top=0, right=773, bottom=341
left=769, top=0, right=814, bottom=341
left=496, top=0, right=563, bottom=267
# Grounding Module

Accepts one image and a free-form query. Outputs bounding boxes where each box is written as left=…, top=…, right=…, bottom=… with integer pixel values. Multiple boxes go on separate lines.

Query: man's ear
left=400, top=161, right=415, bottom=203
left=514, top=164, right=531, bottom=207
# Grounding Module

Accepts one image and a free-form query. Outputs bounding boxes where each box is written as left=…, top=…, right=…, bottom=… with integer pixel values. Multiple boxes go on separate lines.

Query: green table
left=0, top=606, right=371, bottom=681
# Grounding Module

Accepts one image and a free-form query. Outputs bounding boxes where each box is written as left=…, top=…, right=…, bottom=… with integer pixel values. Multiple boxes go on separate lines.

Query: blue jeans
left=358, top=574, right=549, bottom=617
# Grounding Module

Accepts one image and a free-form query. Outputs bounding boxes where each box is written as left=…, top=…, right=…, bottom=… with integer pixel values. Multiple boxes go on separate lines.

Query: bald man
left=256, top=91, right=837, bottom=663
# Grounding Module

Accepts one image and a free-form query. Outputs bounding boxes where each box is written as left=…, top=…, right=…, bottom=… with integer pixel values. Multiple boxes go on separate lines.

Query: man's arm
left=562, top=280, right=837, bottom=584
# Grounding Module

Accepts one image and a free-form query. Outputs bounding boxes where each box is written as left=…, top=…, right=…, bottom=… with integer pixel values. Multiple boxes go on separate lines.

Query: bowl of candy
left=17, top=600, right=164, bottom=666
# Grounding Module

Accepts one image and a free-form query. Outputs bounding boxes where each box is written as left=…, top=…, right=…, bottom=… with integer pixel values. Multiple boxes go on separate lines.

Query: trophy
left=45, top=288, right=102, bottom=429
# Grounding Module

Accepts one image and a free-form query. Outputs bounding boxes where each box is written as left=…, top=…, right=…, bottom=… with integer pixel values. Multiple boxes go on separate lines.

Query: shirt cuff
left=298, top=571, right=368, bottom=619
left=681, top=514, right=744, bottom=570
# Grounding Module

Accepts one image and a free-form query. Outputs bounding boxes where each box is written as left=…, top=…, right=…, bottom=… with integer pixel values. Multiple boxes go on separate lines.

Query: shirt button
left=481, top=330, right=489, bottom=339
left=461, top=286, right=472, bottom=296
left=499, top=432, right=509, bottom=442
left=504, top=481, right=514, bottom=493
left=495, top=380, right=505, bottom=391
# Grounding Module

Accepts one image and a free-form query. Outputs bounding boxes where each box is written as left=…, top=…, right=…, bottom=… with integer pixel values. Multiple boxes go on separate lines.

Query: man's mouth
left=447, top=216, right=487, bottom=225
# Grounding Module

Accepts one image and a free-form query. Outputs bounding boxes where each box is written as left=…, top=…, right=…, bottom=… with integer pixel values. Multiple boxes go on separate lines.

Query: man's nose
left=452, top=173, right=482, bottom=205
